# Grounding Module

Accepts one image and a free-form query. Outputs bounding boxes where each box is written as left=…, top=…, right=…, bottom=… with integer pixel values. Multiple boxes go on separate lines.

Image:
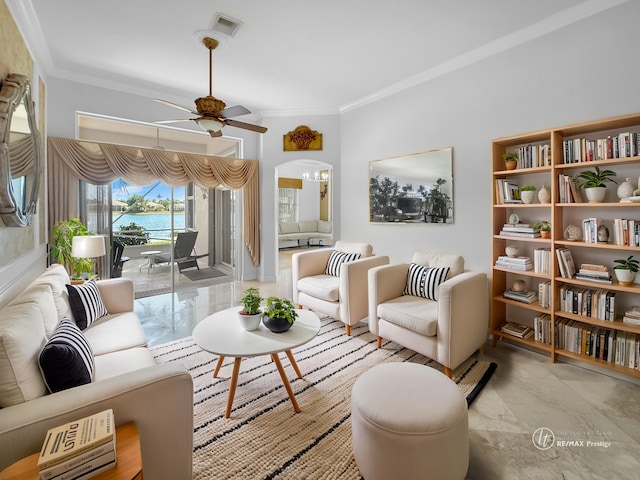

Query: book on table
left=38, top=409, right=116, bottom=474
left=39, top=449, right=116, bottom=480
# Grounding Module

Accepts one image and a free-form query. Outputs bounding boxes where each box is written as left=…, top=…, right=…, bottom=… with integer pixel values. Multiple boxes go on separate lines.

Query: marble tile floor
left=135, top=254, right=640, bottom=479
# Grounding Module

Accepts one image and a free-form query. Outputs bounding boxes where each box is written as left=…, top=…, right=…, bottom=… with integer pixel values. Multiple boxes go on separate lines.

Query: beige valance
left=47, top=137, right=260, bottom=266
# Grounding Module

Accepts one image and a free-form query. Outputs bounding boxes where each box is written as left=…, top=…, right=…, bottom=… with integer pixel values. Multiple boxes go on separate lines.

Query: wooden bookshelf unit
left=491, top=112, right=640, bottom=379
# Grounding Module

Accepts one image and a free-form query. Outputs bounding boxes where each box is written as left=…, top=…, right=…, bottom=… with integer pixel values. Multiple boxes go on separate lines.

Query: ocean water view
left=112, top=212, right=185, bottom=240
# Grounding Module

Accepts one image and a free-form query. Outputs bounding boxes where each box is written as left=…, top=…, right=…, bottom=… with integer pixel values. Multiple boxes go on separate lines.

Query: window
left=279, top=188, right=298, bottom=223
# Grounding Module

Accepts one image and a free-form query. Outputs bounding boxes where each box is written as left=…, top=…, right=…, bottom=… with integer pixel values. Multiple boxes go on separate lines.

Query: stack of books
left=533, top=248, right=551, bottom=274
left=495, top=255, right=533, bottom=271
left=38, top=409, right=116, bottom=480
left=501, top=321, right=534, bottom=339
left=623, top=306, right=640, bottom=326
left=499, top=223, right=540, bottom=238
left=503, top=288, right=538, bottom=304
left=575, top=263, right=612, bottom=284
left=533, top=314, right=552, bottom=345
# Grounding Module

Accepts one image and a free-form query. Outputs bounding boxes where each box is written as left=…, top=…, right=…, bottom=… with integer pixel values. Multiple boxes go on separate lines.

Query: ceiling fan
left=154, top=37, right=267, bottom=137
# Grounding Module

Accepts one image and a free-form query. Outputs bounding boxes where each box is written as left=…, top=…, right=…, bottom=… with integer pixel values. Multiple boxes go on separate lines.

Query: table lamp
left=71, top=235, right=106, bottom=280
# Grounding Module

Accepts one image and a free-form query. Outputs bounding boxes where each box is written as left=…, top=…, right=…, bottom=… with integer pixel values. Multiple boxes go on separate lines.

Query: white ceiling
left=12, top=0, right=623, bottom=118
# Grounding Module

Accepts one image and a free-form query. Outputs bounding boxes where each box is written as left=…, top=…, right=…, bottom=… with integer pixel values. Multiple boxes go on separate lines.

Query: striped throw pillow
left=403, top=263, right=450, bottom=300
left=65, top=280, right=108, bottom=330
left=325, top=250, right=362, bottom=276
left=39, top=317, right=95, bottom=393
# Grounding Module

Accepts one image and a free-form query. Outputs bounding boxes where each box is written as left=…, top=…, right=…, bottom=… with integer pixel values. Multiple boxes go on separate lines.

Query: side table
left=138, top=250, right=161, bottom=273
left=0, top=422, right=143, bottom=480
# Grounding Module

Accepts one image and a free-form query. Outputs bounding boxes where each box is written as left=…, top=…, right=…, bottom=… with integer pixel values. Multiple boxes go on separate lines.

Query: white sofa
left=278, top=220, right=333, bottom=248
left=368, top=252, right=488, bottom=378
left=0, top=264, right=193, bottom=479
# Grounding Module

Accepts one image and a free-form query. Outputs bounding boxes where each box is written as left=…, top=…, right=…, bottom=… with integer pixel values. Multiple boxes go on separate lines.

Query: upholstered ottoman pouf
left=351, top=362, right=468, bottom=480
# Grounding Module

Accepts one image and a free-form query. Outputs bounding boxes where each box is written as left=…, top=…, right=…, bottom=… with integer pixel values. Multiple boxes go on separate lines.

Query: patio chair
left=111, top=240, right=130, bottom=278
left=153, top=231, right=201, bottom=272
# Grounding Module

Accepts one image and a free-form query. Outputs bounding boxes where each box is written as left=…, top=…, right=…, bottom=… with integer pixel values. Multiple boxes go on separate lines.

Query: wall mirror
left=0, top=74, right=41, bottom=227
left=369, top=147, right=453, bottom=224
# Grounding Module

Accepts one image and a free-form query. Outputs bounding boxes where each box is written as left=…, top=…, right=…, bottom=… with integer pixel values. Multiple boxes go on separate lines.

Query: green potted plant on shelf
left=262, top=297, right=299, bottom=333
left=533, top=220, right=551, bottom=239
left=613, top=255, right=639, bottom=286
left=238, top=287, right=263, bottom=331
left=520, top=183, right=537, bottom=204
left=50, top=217, right=94, bottom=281
left=502, top=152, right=518, bottom=170
left=577, top=166, right=617, bottom=203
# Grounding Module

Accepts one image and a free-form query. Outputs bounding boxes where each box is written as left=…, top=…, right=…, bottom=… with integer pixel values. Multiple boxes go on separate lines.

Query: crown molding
left=340, top=0, right=629, bottom=114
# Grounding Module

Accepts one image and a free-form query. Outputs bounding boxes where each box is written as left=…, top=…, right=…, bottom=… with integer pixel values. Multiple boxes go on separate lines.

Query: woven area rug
left=151, top=316, right=496, bottom=480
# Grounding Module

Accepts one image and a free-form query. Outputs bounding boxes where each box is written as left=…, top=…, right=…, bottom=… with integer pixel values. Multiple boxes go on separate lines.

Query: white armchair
left=292, top=241, right=389, bottom=335
left=368, top=252, right=488, bottom=377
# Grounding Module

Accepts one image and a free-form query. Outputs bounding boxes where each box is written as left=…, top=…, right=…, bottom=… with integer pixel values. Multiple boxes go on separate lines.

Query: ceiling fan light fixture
left=194, top=117, right=225, bottom=133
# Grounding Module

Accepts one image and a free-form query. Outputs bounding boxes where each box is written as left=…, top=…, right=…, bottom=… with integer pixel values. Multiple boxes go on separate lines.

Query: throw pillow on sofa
left=66, top=280, right=108, bottom=329
left=0, top=302, right=49, bottom=407
left=403, top=263, right=450, bottom=301
left=39, top=317, right=95, bottom=393
left=325, top=251, right=361, bottom=276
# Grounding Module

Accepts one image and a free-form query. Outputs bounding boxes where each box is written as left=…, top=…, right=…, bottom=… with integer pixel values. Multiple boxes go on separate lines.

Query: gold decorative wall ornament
left=284, top=125, right=323, bottom=151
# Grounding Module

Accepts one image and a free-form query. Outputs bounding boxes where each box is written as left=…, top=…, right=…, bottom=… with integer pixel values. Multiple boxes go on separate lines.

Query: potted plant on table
left=502, top=152, right=518, bottom=170
left=262, top=297, right=299, bottom=333
left=50, top=217, right=94, bottom=282
left=533, top=220, right=551, bottom=239
left=238, top=287, right=263, bottom=331
left=577, top=166, right=617, bottom=203
left=520, top=183, right=537, bottom=204
left=613, top=255, right=639, bottom=286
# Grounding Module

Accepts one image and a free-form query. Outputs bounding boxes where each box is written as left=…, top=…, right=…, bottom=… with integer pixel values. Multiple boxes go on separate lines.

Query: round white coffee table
left=192, top=306, right=321, bottom=418
left=139, top=250, right=161, bottom=273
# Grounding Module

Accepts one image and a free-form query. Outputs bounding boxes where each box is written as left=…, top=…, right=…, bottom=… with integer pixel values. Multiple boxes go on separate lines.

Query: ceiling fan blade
left=154, top=98, right=198, bottom=115
left=225, top=119, right=268, bottom=133
left=154, top=119, right=193, bottom=124
left=219, top=105, right=251, bottom=118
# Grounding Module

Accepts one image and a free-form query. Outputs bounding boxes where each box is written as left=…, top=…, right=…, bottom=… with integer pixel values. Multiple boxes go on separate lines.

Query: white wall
left=259, top=115, right=341, bottom=281
left=340, top=1, right=640, bottom=274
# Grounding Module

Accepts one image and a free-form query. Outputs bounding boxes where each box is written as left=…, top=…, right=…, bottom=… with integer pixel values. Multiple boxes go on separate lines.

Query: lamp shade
left=71, top=235, right=106, bottom=259
left=194, top=117, right=224, bottom=133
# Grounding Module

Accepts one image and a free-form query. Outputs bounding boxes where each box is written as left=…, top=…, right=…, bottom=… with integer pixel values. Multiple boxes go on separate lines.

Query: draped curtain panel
left=47, top=137, right=260, bottom=266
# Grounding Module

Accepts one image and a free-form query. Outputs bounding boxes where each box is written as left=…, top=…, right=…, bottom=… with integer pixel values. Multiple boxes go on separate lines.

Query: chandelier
left=302, top=171, right=328, bottom=183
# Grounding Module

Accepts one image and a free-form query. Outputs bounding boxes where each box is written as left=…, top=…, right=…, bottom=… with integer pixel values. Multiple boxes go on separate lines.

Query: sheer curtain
left=47, top=137, right=260, bottom=266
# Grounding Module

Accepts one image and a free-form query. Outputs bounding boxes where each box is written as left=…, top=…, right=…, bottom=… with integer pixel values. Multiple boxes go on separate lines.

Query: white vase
left=538, top=185, right=551, bottom=204
left=521, top=191, right=536, bottom=204
left=584, top=187, right=606, bottom=203
left=614, top=269, right=636, bottom=286
left=238, top=313, right=262, bottom=331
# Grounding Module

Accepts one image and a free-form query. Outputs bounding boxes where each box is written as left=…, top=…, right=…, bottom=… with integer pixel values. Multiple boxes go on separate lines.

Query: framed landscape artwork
left=369, top=147, right=453, bottom=224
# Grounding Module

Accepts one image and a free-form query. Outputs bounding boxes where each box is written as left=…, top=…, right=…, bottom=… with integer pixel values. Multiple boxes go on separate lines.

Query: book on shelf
left=501, top=226, right=540, bottom=233
left=503, top=223, right=532, bottom=228
left=495, top=179, right=523, bottom=204
left=538, top=280, right=551, bottom=308
left=574, top=273, right=612, bottom=284
left=534, top=313, right=552, bottom=344
left=38, top=409, right=115, bottom=471
left=501, top=321, right=534, bottom=339
left=534, top=248, right=551, bottom=275
left=579, top=263, right=609, bottom=273
left=495, top=258, right=533, bottom=271
left=555, top=248, right=576, bottom=278
left=612, top=219, right=640, bottom=247
left=558, top=175, right=584, bottom=203
left=623, top=306, right=640, bottom=326
left=40, top=449, right=116, bottom=480
left=499, top=230, right=541, bottom=238
left=503, top=289, right=538, bottom=304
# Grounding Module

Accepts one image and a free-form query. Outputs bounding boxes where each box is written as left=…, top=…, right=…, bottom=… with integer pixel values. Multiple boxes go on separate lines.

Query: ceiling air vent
left=211, top=14, right=243, bottom=37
